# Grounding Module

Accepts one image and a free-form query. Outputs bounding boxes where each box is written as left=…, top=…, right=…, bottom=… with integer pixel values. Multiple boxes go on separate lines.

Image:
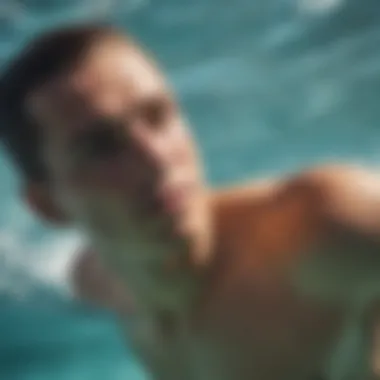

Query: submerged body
left=75, top=166, right=380, bottom=380
left=2, top=24, right=380, bottom=380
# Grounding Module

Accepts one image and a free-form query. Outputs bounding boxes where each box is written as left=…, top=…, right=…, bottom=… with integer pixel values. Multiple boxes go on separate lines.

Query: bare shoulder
left=291, top=164, right=380, bottom=236
left=281, top=164, right=380, bottom=301
left=214, top=163, right=380, bottom=249
left=215, top=163, right=380, bottom=214
left=239, top=163, right=380, bottom=234
left=294, top=163, right=380, bottom=200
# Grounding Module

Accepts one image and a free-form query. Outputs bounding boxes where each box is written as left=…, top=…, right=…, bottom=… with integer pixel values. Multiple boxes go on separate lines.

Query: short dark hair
left=0, top=23, right=123, bottom=182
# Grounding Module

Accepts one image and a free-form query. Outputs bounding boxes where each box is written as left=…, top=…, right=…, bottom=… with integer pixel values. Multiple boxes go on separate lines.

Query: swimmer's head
left=0, top=24, right=209, bottom=255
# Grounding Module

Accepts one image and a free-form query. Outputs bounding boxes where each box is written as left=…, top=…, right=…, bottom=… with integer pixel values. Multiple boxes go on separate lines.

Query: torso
left=124, top=177, right=377, bottom=380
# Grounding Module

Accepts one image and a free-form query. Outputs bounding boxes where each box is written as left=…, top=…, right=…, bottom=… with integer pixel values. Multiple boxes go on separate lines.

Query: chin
left=177, top=205, right=209, bottom=241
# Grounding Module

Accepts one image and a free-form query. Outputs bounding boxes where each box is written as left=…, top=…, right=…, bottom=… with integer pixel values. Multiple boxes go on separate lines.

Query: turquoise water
left=1, top=0, right=380, bottom=378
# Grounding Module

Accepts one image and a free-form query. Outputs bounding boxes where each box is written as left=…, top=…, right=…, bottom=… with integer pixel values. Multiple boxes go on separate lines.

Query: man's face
left=27, top=39, right=206, bottom=251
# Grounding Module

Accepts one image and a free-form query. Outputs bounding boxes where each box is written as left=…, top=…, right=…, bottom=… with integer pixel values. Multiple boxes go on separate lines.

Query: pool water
left=0, top=0, right=379, bottom=378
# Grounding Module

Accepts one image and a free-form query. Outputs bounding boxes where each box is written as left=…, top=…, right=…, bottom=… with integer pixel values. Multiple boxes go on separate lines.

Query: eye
left=139, top=97, right=174, bottom=128
left=87, top=130, right=118, bottom=156
left=72, top=121, right=127, bottom=163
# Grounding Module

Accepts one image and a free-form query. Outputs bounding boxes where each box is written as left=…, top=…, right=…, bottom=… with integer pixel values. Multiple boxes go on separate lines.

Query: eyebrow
left=135, top=92, right=174, bottom=113
left=62, top=90, right=173, bottom=146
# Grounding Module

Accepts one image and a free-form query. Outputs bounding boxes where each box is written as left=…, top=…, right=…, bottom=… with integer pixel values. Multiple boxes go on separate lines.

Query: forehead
left=27, top=40, right=169, bottom=134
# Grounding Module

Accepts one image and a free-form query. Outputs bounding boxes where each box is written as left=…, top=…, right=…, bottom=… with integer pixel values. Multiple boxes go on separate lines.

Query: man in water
left=1, top=24, right=380, bottom=380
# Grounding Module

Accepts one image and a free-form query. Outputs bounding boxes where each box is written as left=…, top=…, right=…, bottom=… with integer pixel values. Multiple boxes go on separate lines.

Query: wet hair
left=0, top=23, right=124, bottom=182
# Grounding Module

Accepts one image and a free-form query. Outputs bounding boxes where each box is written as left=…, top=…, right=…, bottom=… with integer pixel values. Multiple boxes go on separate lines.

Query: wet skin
left=26, top=37, right=380, bottom=380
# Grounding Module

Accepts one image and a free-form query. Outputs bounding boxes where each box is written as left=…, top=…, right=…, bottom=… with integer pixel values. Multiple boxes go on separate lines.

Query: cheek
left=47, top=145, right=138, bottom=193
left=56, top=158, right=140, bottom=195
left=52, top=180, right=129, bottom=226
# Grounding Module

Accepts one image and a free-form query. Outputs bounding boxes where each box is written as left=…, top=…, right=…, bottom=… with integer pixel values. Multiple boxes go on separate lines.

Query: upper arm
left=305, top=164, right=380, bottom=237
left=293, top=164, right=380, bottom=301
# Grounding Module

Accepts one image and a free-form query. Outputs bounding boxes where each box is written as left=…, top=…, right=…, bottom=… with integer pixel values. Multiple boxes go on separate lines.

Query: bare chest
left=131, top=275, right=345, bottom=380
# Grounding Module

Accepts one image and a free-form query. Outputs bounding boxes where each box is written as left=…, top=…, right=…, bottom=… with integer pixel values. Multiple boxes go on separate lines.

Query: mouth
left=158, top=183, right=193, bottom=215
left=142, top=183, right=193, bottom=217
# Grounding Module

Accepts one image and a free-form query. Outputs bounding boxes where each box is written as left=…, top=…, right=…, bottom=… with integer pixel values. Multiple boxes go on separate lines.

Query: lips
left=137, top=181, right=194, bottom=218
left=157, top=184, right=191, bottom=215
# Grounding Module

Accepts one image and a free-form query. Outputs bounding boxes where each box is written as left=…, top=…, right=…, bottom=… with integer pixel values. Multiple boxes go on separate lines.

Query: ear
left=24, top=182, right=69, bottom=226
